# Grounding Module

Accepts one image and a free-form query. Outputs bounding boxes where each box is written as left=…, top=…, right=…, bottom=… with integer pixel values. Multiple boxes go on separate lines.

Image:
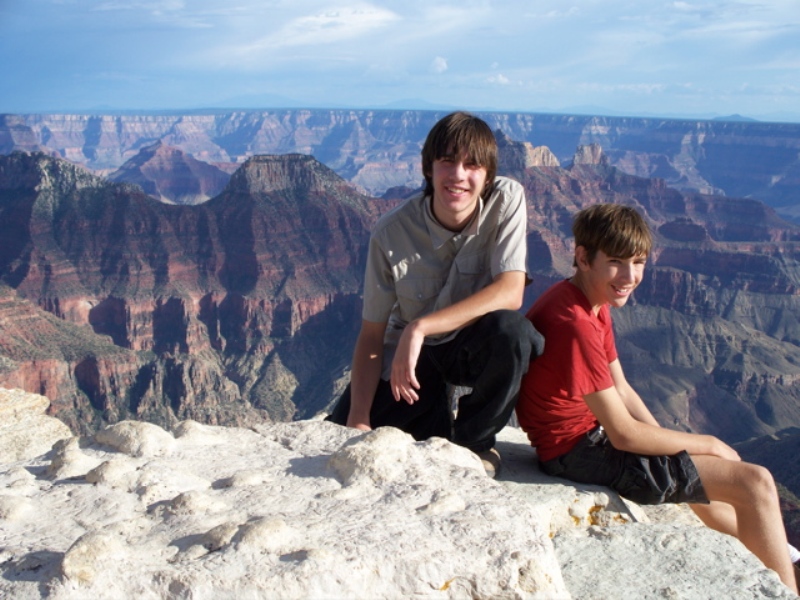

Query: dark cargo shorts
left=540, top=426, right=709, bottom=505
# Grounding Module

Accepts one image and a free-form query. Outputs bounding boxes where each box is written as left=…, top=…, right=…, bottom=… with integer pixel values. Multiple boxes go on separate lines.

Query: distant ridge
left=3, top=109, right=800, bottom=222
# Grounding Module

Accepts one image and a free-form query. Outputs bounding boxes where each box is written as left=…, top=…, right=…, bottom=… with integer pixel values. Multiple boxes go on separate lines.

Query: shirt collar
left=423, top=195, right=484, bottom=250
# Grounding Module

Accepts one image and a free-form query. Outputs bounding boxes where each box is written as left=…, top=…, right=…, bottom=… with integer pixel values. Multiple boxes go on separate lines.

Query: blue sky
left=1, top=1, right=799, bottom=122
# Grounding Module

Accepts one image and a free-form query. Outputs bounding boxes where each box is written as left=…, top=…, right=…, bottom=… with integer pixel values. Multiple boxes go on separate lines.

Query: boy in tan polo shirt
left=327, top=111, right=538, bottom=476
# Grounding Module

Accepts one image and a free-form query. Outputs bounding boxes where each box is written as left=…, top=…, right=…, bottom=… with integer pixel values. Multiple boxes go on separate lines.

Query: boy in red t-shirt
left=517, top=203, right=797, bottom=593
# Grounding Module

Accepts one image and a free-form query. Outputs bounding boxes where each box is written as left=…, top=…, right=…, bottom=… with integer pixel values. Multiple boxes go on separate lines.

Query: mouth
left=611, top=285, right=634, bottom=297
left=445, top=186, right=470, bottom=195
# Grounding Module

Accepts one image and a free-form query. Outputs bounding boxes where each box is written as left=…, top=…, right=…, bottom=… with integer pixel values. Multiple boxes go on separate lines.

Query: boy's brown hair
left=421, top=111, right=497, bottom=201
left=572, top=203, right=652, bottom=265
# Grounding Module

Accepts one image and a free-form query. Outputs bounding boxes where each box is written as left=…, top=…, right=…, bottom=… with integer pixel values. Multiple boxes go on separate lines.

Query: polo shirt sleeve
left=491, top=179, right=528, bottom=278
left=361, top=232, right=396, bottom=323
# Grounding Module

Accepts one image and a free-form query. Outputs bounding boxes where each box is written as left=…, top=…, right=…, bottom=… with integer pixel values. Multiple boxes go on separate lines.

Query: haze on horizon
left=1, top=1, right=799, bottom=123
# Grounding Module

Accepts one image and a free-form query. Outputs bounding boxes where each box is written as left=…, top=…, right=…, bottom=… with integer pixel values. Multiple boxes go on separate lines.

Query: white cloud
left=488, top=74, right=510, bottom=85
left=242, top=4, right=399, bottom=51
left=430, top=56, right=448, bottom=74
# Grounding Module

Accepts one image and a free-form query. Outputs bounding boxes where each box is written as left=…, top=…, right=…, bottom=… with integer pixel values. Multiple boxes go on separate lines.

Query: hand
left=708, top=436, right=741, bottom=461
left=390, top=322, right=425, bottom=404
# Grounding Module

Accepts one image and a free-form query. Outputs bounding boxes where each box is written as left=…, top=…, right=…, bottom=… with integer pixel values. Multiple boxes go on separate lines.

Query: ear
left=575, top=245, right=591, bottom=272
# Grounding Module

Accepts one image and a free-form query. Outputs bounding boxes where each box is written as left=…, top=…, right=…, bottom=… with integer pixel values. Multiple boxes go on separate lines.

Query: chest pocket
left=395, top=277, right=444, bottom=322
left=455, top=252, right=487, bottom=276
left=446, top=251, right=490, bottom=306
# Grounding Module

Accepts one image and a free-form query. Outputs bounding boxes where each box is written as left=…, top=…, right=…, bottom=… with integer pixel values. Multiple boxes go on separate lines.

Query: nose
left=619, top=262, right=637, bottom=283
left=449, top=160, right=467, bottom=179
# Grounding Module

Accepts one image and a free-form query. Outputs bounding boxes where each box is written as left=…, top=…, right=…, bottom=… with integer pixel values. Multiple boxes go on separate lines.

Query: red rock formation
left=108, top=141, right=233, bottom=205
left=0, top=152, right=378, bottom=432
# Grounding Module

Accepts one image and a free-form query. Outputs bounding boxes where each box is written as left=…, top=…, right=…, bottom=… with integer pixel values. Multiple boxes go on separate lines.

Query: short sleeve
left=361, top=233, right=396, bottom=323
left=490, top=179, right=528, bottom=277
left=550, top=317, right=615, bottom=398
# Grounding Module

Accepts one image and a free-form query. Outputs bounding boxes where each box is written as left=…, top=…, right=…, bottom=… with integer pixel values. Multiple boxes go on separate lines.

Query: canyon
left=2, top=141, right=800, bottom=444
left=3, top=109, right=800, bottom=219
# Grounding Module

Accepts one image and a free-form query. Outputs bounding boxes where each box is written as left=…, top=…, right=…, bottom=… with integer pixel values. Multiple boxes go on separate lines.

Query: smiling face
left=430, top=153, right=488, bottom=231
left=573, top=247, right=647, bottom=314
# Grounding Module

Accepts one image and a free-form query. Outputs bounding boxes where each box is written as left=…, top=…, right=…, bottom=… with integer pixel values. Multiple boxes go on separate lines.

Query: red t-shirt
left=516, top=280, right=617, bottom=461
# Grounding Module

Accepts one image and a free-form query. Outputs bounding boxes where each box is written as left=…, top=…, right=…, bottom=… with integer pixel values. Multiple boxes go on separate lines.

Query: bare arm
left=391, top=270, right=526, bottom=403
left=346, top=319, right=388, bottom=430
left=608, top=359, right=659, bottom=426
left=585, top=360, right=740, bottom=461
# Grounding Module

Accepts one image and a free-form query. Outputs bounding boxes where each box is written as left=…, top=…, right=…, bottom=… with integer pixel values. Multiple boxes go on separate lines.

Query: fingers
left=391, top=367, right=420, bottom=404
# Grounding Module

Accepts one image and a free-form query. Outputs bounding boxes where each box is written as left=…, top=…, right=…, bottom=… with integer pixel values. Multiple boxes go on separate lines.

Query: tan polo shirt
left=362, top=176, right=528, bottom=379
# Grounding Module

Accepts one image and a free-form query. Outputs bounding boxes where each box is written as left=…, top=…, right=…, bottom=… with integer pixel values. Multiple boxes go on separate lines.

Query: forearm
left=586, top=384, right=739, bottom=460
left=608, top=360, right=659, bottom=427
left=609, top=420, right=737, bottom=460
left=411, top=271, right=525, bottom=338
left=619, top=388, right=660, bottom=427
left=347, top=322, right=386, bottom=428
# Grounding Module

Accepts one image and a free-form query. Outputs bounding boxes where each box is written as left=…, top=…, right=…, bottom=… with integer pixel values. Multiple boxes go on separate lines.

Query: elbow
left=507, top=293, right=524, bottom=311
left=605, top=428, right=638, bottom=453
left=502, top=285, right=525, bottom=311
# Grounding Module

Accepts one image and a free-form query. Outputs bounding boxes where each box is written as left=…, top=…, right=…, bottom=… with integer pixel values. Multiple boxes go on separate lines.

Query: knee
left=482, top=310, right=533, bottom=341
left=482, top=310, right=538, bottom=355
left=740, top=463, right=779, bottom=506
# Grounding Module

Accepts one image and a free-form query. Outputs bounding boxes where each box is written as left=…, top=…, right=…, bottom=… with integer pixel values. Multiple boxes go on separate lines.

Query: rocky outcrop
left=107, top=141, right=232, bottom=205
left=571, top=142, right=608, bottom=167
left=0, top=388, right=793, bottom=599
left=0, top=388, right=71, bottom=463
left=496, top=130, right=560, bottom=178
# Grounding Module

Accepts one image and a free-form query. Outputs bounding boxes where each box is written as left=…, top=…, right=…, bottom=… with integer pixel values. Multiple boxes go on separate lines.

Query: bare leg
left=692, top=455, right=797, bottom=593
left=690, top=501, right=738, bottom=537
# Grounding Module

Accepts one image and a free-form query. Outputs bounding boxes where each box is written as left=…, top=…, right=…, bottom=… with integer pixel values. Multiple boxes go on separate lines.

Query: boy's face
left=575, top=248, right=647, bottom=312
left=430, top=152, right=487, bottom=231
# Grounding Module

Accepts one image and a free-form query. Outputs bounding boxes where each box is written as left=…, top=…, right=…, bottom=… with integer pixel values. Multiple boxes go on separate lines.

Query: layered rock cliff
left=1, top=388, right=794, bottom=599
left=0, top=151, right=379, bottom=433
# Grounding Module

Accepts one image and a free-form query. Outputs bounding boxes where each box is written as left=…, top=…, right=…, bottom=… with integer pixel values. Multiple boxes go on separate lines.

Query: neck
left=569, top=274, right=601, bottom=315
left=430, top=196, right=475, bottom=232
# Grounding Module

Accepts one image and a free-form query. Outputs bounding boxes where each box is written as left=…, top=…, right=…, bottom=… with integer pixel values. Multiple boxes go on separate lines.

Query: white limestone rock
left=0, top=418, right=566, bottom=599
left=94, top=420, right=176, bottom=457
left=554, top=523, right=792, bottom=599
left=0, top=387, right=71, bottom=463
left=0, top=393, right=794, bottom=599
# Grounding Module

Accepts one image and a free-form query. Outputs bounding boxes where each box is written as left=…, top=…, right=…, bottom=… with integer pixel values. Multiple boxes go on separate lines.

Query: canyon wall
left=3, top=109, right=800, bottom=218
left=3, top=144, right=800, bottom=447
left=0, top=151, right=379, bottom=433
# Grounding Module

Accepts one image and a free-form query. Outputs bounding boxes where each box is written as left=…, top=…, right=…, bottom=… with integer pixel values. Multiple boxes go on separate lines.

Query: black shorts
left=540, top=426, right=709, bottom=505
